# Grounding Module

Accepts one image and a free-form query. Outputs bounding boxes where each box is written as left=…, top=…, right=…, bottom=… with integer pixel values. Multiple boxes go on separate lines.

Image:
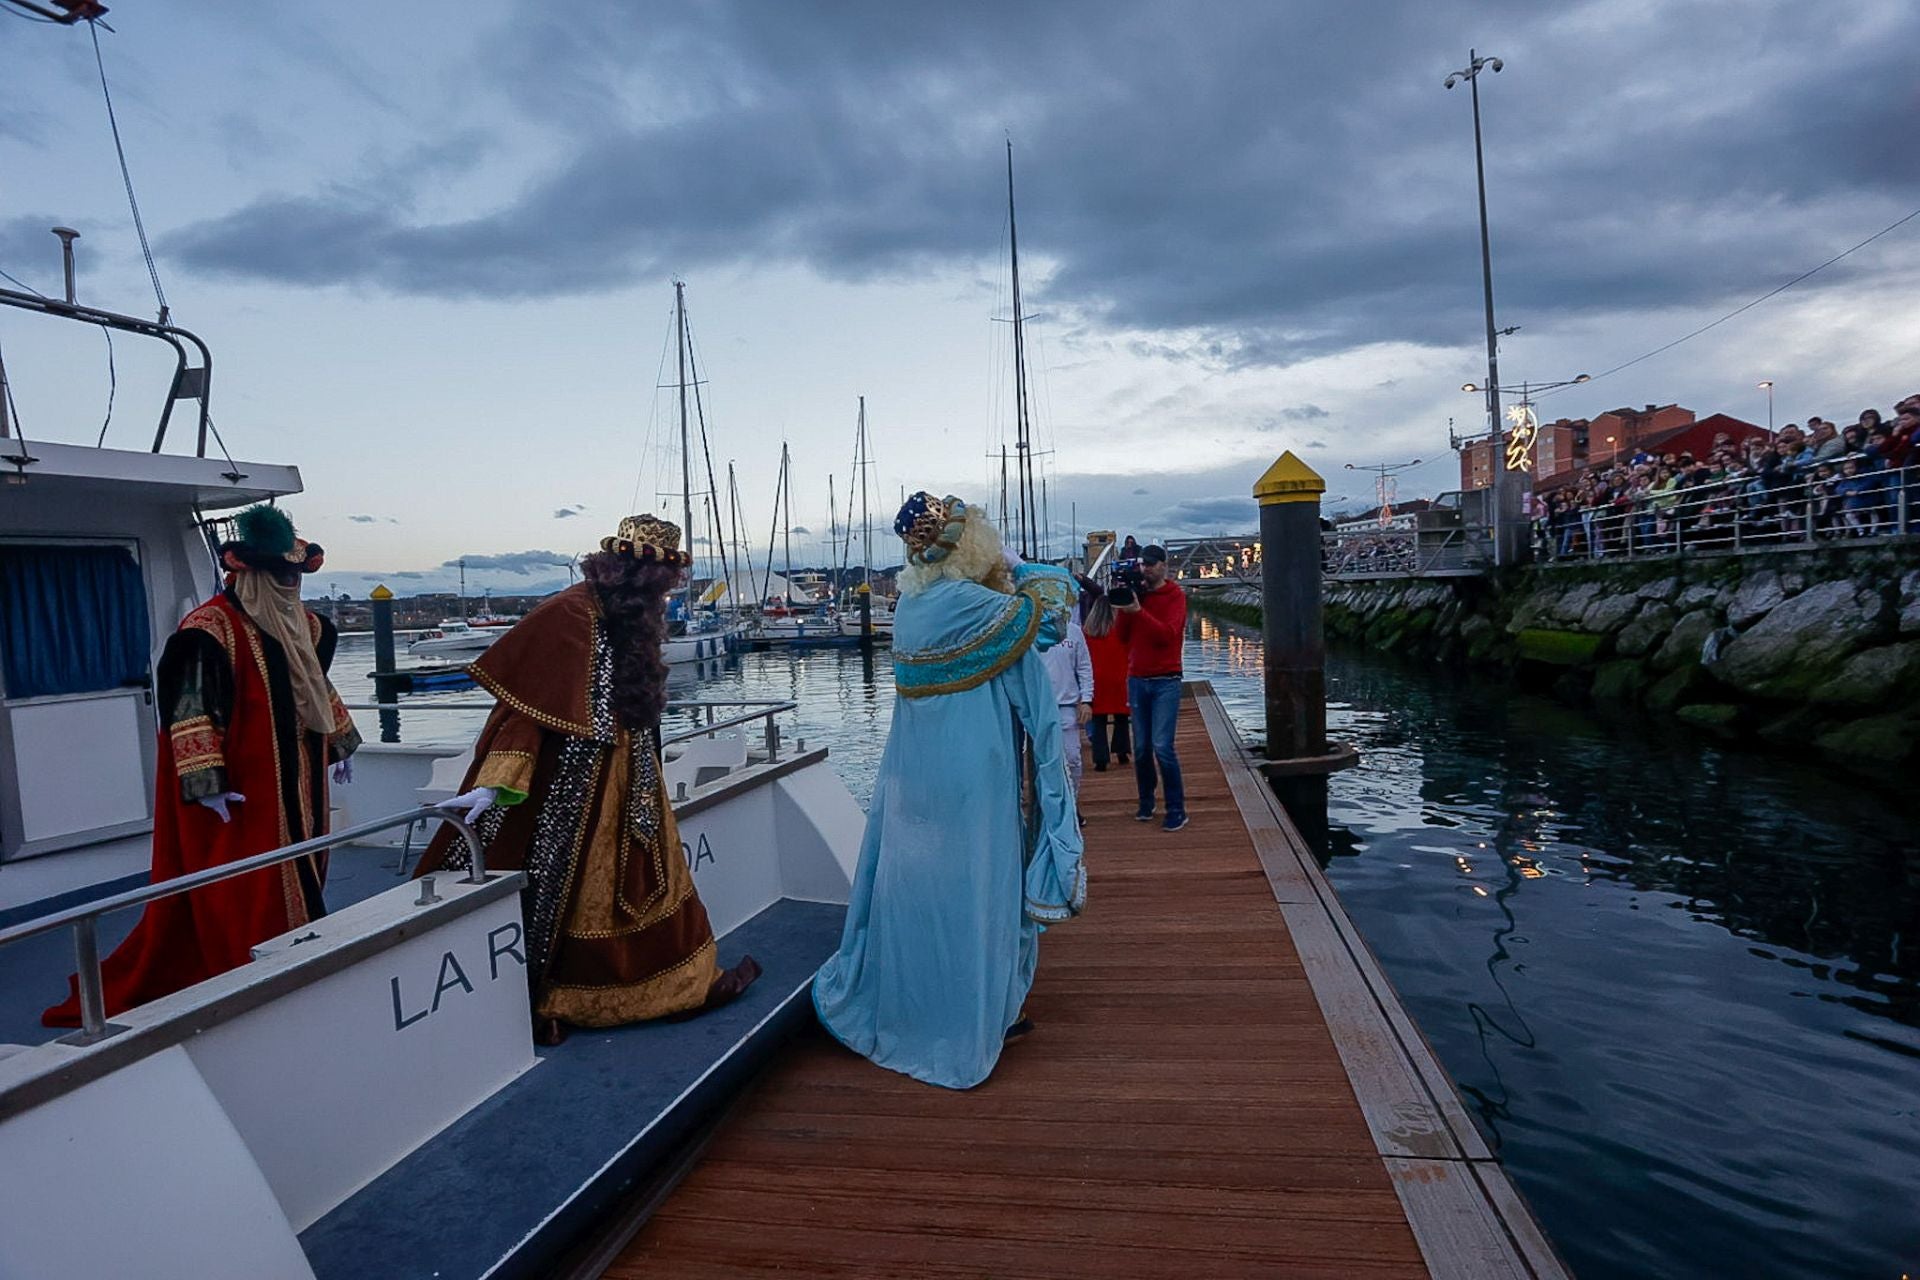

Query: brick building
left=1456, top=403, right=1768, bottom=492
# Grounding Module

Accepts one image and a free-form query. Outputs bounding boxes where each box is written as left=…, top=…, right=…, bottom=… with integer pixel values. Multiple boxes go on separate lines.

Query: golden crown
left=895, top=492, right=968, bottom=564
left=601, top=514, right=692, bottom=565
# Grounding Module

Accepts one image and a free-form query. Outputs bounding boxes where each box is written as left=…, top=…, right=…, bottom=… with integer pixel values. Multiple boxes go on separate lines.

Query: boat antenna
left=1007, top=138, right=1037, bottom=559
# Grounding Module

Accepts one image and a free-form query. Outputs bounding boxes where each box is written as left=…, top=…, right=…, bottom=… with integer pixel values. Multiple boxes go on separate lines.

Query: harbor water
left=337, top=616, right=1919, bottom=1279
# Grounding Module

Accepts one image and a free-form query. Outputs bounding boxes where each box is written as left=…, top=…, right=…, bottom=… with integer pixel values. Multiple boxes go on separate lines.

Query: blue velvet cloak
left=812, top=564, right=1086, bottom=1088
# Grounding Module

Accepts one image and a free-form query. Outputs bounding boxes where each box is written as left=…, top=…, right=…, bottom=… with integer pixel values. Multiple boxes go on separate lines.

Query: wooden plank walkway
left=608, top=684, right=1567, bottom=1279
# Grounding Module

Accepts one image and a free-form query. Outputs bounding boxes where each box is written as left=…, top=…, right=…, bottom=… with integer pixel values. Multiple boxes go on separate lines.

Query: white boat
left=0, top=222, right=864, bottom=1279
left=405, top=620, right=502, bottom=657
left=662, top=617, right=745, bottom=665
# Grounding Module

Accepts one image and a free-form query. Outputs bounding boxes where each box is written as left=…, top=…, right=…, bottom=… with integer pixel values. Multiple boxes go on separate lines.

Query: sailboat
left=838, top=396, right=896, bottom=641
left=657, top=281, right=747, bottom=666
left=754, top=442, right=840, bottom=647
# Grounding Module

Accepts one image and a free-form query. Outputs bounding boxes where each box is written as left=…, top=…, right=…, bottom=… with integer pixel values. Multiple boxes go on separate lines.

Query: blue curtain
left=0, top=545, right=152, bottom=699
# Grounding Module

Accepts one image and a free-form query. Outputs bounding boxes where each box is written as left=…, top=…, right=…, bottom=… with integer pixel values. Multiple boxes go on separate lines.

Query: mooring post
left=1253, top=452, right=1355, bottom=846
left=858, top=585, right=873, bottom=650
left=370, top=584, right=401, bottom=744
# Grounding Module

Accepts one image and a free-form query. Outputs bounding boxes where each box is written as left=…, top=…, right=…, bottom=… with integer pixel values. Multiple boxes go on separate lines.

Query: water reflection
left=1182, top=611, right=1920, bottom=1280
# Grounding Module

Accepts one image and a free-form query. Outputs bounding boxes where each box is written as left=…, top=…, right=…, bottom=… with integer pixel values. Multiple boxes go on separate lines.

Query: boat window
left=0, top=545, right=152, bottom=698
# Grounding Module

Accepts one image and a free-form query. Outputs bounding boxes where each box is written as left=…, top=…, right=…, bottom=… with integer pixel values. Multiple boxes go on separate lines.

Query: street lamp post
left=1758, top=380, right=1774, bottom=436
left=1446, top=49, right=1507, bottom=562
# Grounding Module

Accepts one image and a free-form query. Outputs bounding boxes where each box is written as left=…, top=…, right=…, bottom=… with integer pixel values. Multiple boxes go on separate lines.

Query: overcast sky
left=4, top=1, right=1917, bottom=595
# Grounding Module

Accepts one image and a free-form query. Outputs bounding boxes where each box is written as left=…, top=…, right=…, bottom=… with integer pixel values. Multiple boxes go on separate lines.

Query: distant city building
left=1457, top=402, right=1767, bottom=492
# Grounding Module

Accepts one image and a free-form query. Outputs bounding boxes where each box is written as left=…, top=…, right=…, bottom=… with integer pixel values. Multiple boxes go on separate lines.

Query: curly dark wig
left=580, top=550, right=681, bottom=732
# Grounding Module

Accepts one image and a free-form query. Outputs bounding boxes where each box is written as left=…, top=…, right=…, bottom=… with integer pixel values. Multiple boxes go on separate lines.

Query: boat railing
left=337, top=698, right=803, bottom=761
left=0, top=805, right=488, bottom=1047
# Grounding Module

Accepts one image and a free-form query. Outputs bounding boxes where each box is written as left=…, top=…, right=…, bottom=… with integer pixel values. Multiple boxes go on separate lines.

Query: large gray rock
left=1810, top=641, right=1920, bottom=708
left=1654, top=609, right=1718, bottom=672
left=1900, top=570, right=1920, bottom=635
left=1676, top=583, right=1720, bottom=611
left=1615, top=603, right=1678, bottom=658
left=1636, top=576, right=1681, bottom=602
left=1709, top=579, right=1893, bottom=697
left=1553, top=581, right=1604, bottom=625
left=1726, top=569, right=1788, bottom=628
left=1581, top=591, right=1642, bottom=634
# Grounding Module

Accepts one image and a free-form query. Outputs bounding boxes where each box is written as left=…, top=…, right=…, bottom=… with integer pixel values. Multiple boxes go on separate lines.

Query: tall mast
left=727, top=460, right=746, bottom=616
left=1007, top=139, right=1037, bottom=559
left=782, top=441, right=794, bottom=598
left=858, top=396, right=872, bottom=592
left=458, top=558, right=468, bottom=623
left=674, top=280, right=694, bottom=617
left=1000, top=445, right=1009, bottom=529
left=828, top=473, right=839, bottom=594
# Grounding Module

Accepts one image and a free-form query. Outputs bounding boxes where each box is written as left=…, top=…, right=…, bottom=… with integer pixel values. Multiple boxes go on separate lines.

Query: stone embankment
left=1201, top=544, right=1920, bottom=776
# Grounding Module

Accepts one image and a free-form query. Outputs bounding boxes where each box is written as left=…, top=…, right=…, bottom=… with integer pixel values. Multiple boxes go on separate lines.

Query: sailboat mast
left=727, top=460, right=746, bottom=616
left=458, top=558, right=468, bottom=623
left=828, top=473, right=839, bottom=594
left=1000, top=445, right=1009, bottom=529
left=1007, top=140, right=1037, bottom=559
left=858, top=396, right=872, bottom=592
left=781, top=441, right=794, bottom=597
left=674, top=281, right=695, bottom=615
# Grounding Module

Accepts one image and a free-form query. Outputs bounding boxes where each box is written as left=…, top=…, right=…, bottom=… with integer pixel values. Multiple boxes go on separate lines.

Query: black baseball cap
left=1140, top=544, right=1167, bottom=563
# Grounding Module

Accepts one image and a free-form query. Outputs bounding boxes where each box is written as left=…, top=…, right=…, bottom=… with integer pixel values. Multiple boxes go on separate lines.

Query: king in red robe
left=45, top=506, right=359, bottom=1026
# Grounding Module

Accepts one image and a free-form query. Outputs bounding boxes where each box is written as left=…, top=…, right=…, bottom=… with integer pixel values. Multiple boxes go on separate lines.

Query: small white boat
left=406, top=621, right=501, bottom=657
left=662, top=619, right=744, bottom=665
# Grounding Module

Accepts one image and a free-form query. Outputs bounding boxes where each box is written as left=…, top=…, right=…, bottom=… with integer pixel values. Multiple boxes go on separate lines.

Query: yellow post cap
left=369, top=584, right=394, bottom=600
left=1253, top=452, right=1326, bottom=506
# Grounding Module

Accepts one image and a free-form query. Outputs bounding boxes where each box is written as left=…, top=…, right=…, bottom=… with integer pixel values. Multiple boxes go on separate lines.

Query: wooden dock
left=604, top=684, right=1568, bottom=1279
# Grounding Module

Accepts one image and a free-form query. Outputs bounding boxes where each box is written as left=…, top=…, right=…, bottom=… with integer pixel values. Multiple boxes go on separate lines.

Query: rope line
left=89, top=20, right=170, bottom=324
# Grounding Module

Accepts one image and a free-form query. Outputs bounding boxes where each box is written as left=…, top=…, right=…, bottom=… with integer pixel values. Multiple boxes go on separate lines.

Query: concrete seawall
left=1196, top=542, right=1920, bottom=778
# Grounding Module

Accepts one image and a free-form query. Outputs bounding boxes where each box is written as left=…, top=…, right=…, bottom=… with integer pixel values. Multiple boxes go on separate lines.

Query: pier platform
left=600, top=683, right=1567, bottom=1279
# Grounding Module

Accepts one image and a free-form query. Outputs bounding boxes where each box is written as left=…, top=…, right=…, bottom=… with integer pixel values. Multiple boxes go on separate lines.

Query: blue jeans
left=1128, top=676, right=1185, bottom=819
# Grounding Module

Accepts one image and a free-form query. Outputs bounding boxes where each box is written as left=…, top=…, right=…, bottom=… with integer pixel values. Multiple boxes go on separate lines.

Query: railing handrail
left=0, top=804, right=486, bottom=1045
left=339, top=698, right=798, bottom=713
left=1541, top=459, right=1914, bottom=562
left=1551, top=458, right=1912, bottom=520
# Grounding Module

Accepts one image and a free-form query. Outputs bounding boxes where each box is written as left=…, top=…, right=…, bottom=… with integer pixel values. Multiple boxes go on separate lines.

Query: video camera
left=1106, top=557, right=1146, bottom=607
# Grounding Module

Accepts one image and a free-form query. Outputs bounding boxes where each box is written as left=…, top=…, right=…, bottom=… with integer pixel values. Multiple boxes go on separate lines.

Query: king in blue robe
left=813, top=494, right=1086, bottom=1089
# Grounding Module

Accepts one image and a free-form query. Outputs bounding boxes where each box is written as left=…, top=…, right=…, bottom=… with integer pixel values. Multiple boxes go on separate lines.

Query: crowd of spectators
left=1536, top=394, right=1920, bottom=558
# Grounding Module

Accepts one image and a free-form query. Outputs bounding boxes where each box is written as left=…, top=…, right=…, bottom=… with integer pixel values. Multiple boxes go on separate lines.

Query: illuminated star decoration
left=1504, top=401, right=1540, bottom=473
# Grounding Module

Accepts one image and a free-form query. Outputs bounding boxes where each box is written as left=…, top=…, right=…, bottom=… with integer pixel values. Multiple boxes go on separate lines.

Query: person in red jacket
left=1080, top=595, right=1131, bottom=770
left=1113, top=544, right=1188, bottom=830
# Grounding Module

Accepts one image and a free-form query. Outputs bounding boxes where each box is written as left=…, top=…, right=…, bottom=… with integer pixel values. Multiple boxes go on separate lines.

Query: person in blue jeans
left=1113, top=545, right=1188, bottom=831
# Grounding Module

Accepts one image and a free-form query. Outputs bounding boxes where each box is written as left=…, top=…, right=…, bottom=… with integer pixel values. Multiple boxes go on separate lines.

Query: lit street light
left=1758, top=379, right=1775, bottom=435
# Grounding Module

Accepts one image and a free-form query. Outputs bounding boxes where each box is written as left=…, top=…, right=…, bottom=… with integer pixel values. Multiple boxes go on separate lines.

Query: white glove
left=444, top=786, right=496, bottom=823
left=1001, top=546, right=1025, bottom=572
left=198, top=792, right=246, bottom=823
left=332, top=758, right=353, bottom=785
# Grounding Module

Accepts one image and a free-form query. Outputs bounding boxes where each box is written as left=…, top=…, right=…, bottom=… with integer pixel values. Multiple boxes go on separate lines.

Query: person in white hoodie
left=1040, top=613, right=1094, bottom=799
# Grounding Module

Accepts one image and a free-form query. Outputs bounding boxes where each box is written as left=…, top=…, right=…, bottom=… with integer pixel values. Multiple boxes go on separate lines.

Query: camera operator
left=1111, top=544, right=1187, bottom=831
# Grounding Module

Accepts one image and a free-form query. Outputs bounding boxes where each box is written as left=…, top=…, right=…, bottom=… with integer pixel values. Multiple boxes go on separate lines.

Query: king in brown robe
left=417, top=515, right=756, bottom=1041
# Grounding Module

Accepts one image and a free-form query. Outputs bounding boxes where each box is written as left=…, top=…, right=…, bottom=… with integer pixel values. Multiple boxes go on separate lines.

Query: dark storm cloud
left=444, top=550, right=571, bottom=575
left=168, top=2, right=1920, bottom=361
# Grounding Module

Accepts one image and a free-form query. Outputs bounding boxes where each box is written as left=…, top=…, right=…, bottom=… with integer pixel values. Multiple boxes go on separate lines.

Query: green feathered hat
left=221, top=504, right=325, bottom=574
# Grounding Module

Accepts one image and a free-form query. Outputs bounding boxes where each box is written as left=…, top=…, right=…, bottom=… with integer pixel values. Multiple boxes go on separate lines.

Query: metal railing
left=0, top=805, right=486, bottom=1046
left=339, top=698, right=803, bottom=762
left=1539, top=462, right=1916, bottom=562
